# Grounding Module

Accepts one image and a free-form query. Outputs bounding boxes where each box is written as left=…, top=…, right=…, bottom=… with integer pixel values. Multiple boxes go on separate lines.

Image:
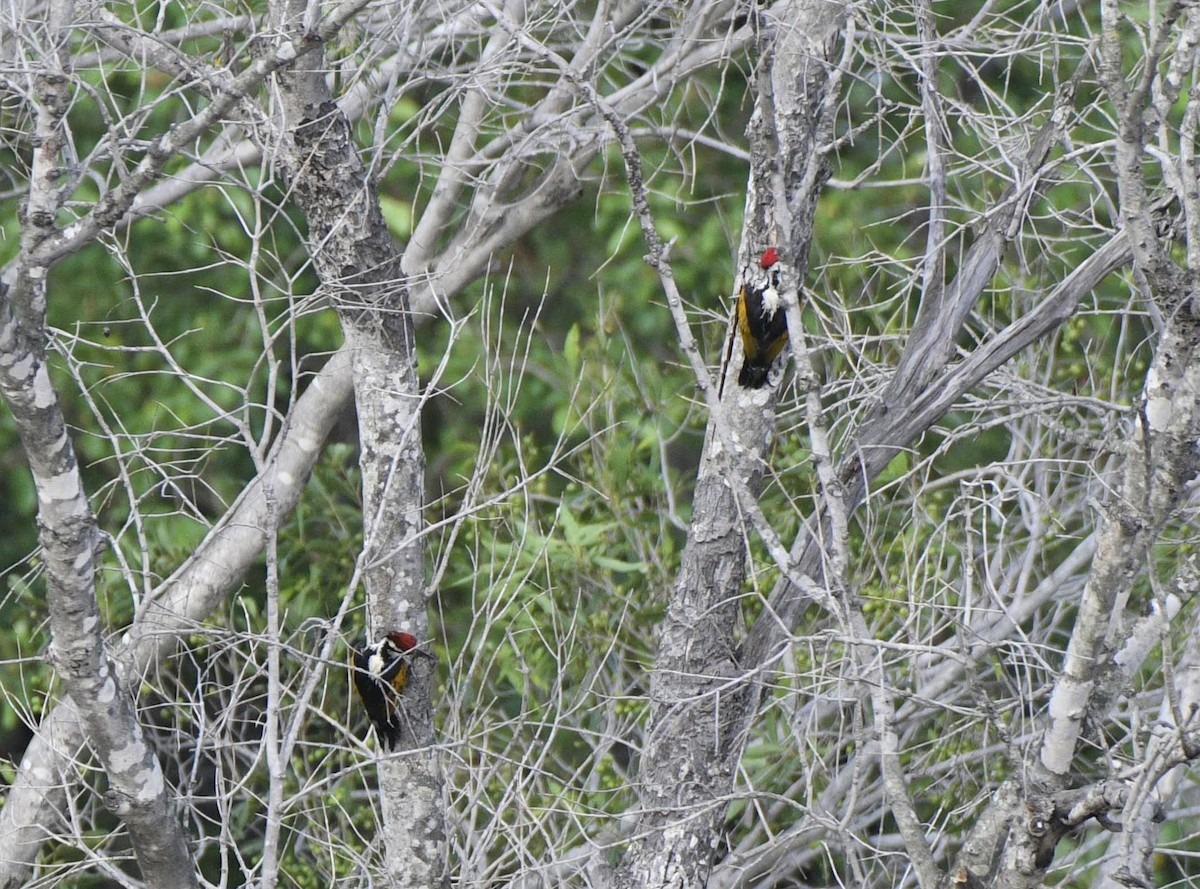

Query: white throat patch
left=761, top=285, right=782, bottom=316
left=367, top=650, right=387, bottom=676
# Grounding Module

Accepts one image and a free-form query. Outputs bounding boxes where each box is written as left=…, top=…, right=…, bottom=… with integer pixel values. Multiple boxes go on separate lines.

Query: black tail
left=738, top=362, right=770, bottom=388
left=378, top=721, right=402, bottom=750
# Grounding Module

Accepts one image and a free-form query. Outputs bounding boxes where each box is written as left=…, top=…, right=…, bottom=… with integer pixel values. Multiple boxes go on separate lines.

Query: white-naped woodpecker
left=735, top=246, right=787, bottom=388
left=351, top=630, right=434, bottom=750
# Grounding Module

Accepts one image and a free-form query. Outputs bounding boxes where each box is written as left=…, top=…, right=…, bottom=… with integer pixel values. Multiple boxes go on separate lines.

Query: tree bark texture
left=949, top=6, right=1200, bottom=880
left=613, top=4, right=847, bottom=887
left=0, top=0, right=200, bottom=878
left=277, top=12, right=444, bottom=877
left=0, top=266, right=198, bottom=889
left=0, top=4, right=763, bottom=885
left=0, top=345, right=352, bottom=889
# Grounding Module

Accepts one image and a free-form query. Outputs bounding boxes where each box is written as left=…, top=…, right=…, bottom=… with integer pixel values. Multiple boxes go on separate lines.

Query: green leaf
left=564, top=323, right=582, bottom=372
left=593, top=555, right=648, bottom=573
left=379, top=194, right=412, bottom=238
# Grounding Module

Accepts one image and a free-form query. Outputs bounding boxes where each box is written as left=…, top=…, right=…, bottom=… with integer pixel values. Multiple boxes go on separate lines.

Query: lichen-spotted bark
left=979, top=308, right=1200, bottom=885
left=1041, top=316, right=1200, bottom=769
left=0, top=282, right=198, bottom=887
left=279, top=53, right=444, bottom=889
left=614, top=460, right=753, bottom=889
left=0, top=0, right=198, bottom=876
left=611, top=4, right=847, bottom=887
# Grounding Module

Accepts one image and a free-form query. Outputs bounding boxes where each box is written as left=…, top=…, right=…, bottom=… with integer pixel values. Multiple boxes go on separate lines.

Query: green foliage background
left=1, top=1, right=1190, bottom=885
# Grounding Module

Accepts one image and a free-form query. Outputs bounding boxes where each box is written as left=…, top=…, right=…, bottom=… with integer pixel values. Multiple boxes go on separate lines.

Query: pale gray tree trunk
left=16, top=1, right=1200, bottom=886
left=0, top=0, right=198, bottom=879
left=0, top=346, right=353, bottom=889
left=0, top=283, right=199, bottom=888
left=0, top=2, right=746, bottom=879
left=272, top=0, right=444, bottom=883
left=0, top=0, right=372, bottom=883
left=612, top=3, right=848, bottom=886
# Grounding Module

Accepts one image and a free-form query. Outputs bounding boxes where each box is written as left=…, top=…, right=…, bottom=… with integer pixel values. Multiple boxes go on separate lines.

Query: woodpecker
left=351, top=630, right=434, bottom=750
left=736, top=246, right=787, bottom=388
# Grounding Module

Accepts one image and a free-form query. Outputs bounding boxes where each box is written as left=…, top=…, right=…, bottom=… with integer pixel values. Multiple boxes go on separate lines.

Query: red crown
left=386, top=631, right=420, bottom=651
left=760, top=247, right=780, bottom=269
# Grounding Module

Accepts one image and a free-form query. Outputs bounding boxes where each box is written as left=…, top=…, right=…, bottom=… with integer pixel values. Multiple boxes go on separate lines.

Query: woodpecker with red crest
left=735, top=246, right=787, bottom=388
left=352, top=630, right=434, bottom=750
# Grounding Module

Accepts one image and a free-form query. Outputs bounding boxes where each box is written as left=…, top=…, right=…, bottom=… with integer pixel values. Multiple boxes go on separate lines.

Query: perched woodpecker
left=351, top=630, right=434, bottom=750
left=735, top=246, right=787, bottom=388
